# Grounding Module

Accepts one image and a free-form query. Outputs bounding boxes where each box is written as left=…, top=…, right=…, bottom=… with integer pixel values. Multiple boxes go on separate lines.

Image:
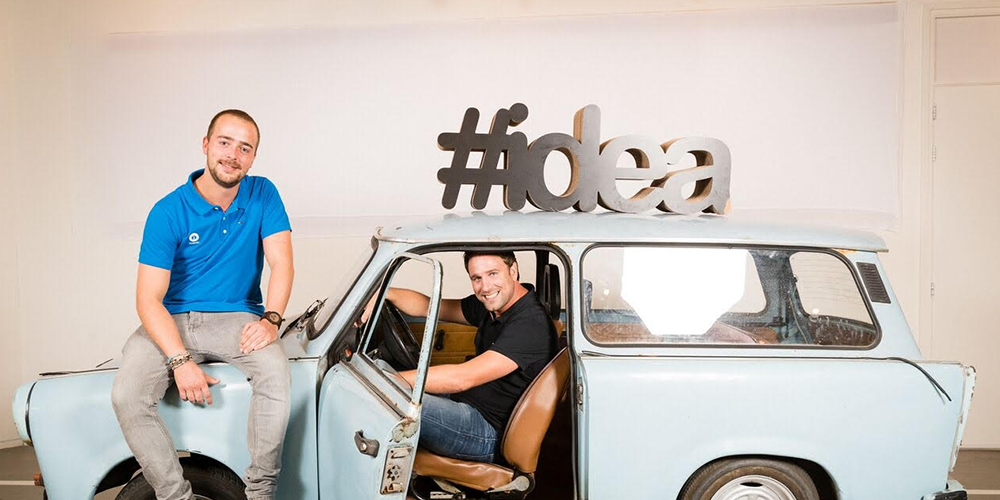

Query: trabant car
left=12, top=211, right=975, bottom=500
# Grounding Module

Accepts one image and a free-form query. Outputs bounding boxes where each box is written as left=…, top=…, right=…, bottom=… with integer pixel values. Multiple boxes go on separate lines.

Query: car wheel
left=679, top=458, right=820, bottom=500
left=115, top=461, right=246, bottom=500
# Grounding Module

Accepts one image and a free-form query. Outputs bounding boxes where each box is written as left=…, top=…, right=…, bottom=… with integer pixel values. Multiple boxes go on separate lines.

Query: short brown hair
left=206, top=109, right=260, bottom=148
left=463, top=250, right=517, bottom=272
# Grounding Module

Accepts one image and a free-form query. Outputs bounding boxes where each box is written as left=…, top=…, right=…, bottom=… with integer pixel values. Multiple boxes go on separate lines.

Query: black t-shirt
left=452, top=285, right=557, bottom=434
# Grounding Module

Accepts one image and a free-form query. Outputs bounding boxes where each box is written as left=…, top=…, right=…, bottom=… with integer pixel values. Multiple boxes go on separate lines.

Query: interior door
left=317, top=253, right=443, bottom=500
left=931, top=13, right=1000, bottom=448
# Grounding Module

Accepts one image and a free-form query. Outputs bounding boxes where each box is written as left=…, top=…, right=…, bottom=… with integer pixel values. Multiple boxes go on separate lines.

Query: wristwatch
left=262, top=311, right=284, bottom=327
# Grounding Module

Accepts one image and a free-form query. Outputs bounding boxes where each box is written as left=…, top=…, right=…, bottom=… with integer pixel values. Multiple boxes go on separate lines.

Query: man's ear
left=202, top=136, right=209, bottom=155
left=509, top=261, right=519, bottom=281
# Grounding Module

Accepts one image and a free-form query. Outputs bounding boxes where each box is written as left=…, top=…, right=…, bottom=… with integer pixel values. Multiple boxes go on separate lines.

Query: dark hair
left=463, top=250, right=517, bottom=272
left=206, top=109, right=260, bottom=148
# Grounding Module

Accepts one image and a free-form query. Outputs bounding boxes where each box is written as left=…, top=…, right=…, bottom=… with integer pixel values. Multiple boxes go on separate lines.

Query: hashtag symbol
left=437, top=103, right=529, bottom=210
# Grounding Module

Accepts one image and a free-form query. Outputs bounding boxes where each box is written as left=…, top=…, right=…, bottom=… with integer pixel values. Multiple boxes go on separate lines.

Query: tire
left=115, top=461, right=246, bottom=500
left=679, top=458, right=820, bottom=500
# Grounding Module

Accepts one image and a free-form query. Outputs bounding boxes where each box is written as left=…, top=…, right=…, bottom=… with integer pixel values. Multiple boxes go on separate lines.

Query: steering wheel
left=371, top=301, right=421, bottom=371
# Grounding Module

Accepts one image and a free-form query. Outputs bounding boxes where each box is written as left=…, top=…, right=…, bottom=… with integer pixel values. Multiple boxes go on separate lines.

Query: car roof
left=374, top=212, right=888, bottom=252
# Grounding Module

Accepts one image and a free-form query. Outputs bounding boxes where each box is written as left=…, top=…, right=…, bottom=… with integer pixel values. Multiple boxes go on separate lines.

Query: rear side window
left=582, top=246, right=877, bottom=347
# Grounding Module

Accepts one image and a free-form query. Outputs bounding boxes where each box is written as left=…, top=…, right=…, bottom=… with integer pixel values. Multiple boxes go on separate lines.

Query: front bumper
left=923, top=479, right=968, bottom=500
left=11, top=381, right=35, bottom=445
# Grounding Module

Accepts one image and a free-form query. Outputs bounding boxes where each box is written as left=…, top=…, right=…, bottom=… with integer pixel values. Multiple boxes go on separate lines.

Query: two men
left=112, top=110, right=293, bottom=500
left=364, top=251, right=557, bottom=462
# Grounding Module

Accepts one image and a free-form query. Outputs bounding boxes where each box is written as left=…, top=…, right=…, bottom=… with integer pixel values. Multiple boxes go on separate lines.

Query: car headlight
left=11, top=381, right=35, bottom=445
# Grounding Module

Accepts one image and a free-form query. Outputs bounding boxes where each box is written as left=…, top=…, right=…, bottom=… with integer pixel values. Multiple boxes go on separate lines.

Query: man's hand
left=240, top=319, right=279, bottom=354
left=358, top=294, right=379, bottom=326
left=173, top=361, right=220, bottom=405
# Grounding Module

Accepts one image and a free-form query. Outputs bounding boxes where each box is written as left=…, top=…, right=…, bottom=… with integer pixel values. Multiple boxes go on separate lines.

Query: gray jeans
left=111, top=312, right=291, bottom=500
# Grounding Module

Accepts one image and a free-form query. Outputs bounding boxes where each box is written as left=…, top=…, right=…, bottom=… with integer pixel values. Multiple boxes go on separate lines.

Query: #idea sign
left=437, top=103, right=731, bottom=215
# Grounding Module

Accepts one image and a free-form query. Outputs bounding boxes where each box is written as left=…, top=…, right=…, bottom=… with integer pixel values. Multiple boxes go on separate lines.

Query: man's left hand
left=240, top=319, right=279, bottom=354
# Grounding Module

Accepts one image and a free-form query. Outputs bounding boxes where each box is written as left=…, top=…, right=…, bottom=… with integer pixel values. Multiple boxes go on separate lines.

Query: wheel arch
left=676, top=454, right=837, bottom=500
left=95, top=453, right=242, bottom=495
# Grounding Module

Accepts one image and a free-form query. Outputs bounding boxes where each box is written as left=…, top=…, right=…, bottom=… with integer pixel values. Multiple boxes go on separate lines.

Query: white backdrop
left=85, top=4, right=900, bottom=238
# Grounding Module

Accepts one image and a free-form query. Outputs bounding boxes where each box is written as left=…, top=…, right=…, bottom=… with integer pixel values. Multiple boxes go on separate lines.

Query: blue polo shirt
left=138, top=170, right=291, bottom=315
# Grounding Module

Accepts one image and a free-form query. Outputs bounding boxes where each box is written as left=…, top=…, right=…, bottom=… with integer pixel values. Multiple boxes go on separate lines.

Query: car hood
left=37, top=332, right=313, bottom=378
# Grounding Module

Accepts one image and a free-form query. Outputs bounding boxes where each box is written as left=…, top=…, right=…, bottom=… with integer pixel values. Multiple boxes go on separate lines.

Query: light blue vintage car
left=12, top=212, right=975, bottom=500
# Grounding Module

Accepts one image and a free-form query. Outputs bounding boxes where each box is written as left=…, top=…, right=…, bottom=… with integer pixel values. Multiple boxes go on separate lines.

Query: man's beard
left=207, top=162, right=242, bottom=189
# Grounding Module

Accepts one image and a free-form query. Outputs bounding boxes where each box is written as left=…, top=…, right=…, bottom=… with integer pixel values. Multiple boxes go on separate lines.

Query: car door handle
left=354, top=430, right=379, bottom=457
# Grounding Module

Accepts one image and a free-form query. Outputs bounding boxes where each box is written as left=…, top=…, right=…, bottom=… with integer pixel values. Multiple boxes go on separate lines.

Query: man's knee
left=246, top=349, right=291, bottom=399
left=110, top=374, right=129, bottom=414
left=111, top=370, right=155, bottom=420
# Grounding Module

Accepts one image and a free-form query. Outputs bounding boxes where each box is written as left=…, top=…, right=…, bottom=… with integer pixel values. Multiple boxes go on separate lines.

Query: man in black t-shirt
left=361, top=251, right=556, bottom=463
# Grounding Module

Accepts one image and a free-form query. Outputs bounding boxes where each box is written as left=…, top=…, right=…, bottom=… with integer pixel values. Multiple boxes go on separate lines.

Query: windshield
left=309, top=237, right=378, bottom=339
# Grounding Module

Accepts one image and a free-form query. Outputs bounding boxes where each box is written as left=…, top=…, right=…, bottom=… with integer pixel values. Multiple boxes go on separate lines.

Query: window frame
left=579, top=243, right=883, bottom=350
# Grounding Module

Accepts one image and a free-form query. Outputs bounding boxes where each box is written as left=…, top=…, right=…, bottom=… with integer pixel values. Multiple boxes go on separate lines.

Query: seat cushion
left=412, top=450, right=515, bottom=491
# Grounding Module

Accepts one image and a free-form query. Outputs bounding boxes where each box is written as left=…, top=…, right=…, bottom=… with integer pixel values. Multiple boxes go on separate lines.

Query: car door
left=317, top=252, right=443, bottom=500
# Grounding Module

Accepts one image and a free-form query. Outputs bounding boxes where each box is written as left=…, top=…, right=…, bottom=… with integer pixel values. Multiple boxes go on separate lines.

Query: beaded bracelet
left=166, top=352, right=192, bottom=371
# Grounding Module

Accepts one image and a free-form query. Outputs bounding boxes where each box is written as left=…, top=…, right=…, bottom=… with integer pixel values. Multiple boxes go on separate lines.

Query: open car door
left=318, top=253, right=442, bottom=500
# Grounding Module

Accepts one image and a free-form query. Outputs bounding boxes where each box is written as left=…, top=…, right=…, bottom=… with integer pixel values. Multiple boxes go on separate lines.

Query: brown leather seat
left=412, top=348, right=570, bottom=497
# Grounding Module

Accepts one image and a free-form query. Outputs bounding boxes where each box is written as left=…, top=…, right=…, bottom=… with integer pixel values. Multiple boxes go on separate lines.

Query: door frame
left=918, top=1, right=1000, bottom=358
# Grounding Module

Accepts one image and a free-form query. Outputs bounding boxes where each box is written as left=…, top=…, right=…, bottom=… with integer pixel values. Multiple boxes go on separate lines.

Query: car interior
left=352, top=248, right=576, bottom=500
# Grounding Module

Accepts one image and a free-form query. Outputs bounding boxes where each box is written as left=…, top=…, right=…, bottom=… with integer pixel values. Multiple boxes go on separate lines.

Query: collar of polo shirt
left=183, top=169, right=251, bottom=214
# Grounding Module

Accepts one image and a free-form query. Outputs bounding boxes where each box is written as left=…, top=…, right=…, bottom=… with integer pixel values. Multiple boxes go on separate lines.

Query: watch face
left=264, top=312, right=282, bottom=326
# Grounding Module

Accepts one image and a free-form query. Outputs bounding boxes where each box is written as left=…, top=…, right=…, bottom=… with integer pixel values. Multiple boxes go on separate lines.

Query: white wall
left=0, top=4, right=23, bottom=447
left=0, top=0, right=935, bottom=447
left=91, top=7, right=902, bottom=228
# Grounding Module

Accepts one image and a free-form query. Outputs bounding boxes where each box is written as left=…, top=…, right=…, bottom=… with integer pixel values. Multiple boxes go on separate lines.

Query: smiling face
left=466, top=255, right=520, bottom=315
left=201, top=114, right=259, bottom=189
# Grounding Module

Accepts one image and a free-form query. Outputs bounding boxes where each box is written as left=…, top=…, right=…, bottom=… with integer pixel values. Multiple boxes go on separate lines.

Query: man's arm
left=398, top=350, right=518, bottom=394
left=136, top=264, right=219, bottom=404
left=361, top=288, right=467, bottom=326
left=240, top=230, right=294, bottom=353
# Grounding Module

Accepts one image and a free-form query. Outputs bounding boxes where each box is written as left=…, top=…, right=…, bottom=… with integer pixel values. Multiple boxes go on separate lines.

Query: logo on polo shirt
left=188, top=232, right=200, bottom=244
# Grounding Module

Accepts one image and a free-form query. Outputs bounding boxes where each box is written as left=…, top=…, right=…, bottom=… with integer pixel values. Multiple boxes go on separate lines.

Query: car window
left=582, top=246, right=877, bottom=347
left=790, top=252, right=872, bottom=324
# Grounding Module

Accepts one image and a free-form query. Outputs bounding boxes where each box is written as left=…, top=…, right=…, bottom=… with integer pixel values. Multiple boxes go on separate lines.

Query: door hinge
left=931, top=282, right=936, bottom=297
left=932, top=145, right=937, bottom=162
left=576, top=382, right=584, bottom=412
left=932, top=104, right=937, bottom=120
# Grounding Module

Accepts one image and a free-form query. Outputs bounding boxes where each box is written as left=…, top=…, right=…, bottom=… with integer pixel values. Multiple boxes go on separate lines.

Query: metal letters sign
left=437, top=103, right=731, bottom=214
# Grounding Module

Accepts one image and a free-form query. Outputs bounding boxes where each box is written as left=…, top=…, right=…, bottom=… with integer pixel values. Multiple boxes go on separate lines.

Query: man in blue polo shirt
left=111, top=109, right=294, bottom=500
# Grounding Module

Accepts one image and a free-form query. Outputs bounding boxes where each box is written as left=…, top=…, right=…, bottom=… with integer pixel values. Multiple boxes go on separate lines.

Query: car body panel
left=317, top=361, right=416, bottom=500
left=24, top=344, right=318, bottom=500
left=578, top=356, right=966, bottom=500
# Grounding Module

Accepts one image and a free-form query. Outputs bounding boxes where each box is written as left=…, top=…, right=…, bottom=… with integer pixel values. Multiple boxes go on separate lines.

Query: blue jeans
left=420, top=394, right=498, bottom=463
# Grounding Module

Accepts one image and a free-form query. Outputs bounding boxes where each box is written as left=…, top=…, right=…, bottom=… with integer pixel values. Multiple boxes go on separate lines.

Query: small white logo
left=188, top=232, right=200, bottom=244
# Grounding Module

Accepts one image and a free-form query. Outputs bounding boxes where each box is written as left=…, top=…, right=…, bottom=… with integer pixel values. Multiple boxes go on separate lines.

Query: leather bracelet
left=166, top=352, right=192, bottom=371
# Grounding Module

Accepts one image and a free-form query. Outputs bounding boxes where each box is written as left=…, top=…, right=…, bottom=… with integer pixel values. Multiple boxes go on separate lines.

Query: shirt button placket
left=216, top=206, right=229, bottom=236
